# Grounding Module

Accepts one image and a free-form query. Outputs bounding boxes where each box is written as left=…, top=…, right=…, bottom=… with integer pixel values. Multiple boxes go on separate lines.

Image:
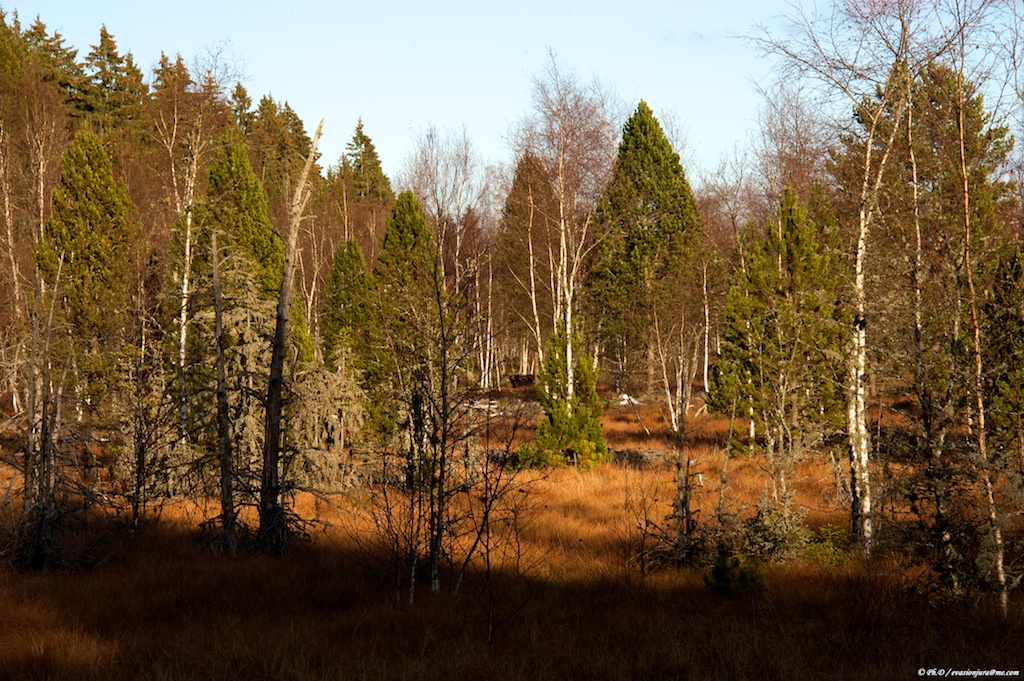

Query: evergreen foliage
left=710, top=188, right=848, bottom=490
left=528, top=330, right=608, bottom=470
left=985, top=251, right=1024, bottom=478
left=320, top=237, right=373, bottom=369
left=38, top=127, right=139, bottom=351
left=588, top=100, right=703, bottom=393
left=246, top=95, right=314, bottom=220
left=20, top=17, right=88, bottom=114
left=375, top=189, right=437, bottom=292
left=346, top=119, right=393, bottom=204
left=205, top=130, right=283, bottom=298
left=705, top=543, right=767, bottom=598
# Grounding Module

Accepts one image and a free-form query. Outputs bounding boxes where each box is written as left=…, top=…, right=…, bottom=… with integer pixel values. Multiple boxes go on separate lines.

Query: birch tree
left=753, top=0, right=931, bottom=551
left=512, top=54, right=617, bottom=424
left=151, top=53, right=226, bottom=437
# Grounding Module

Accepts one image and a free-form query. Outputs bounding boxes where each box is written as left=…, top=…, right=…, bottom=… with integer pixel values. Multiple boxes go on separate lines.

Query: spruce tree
left=83, top=26, right=147, bottom=135
left=367, top=190, right=437, bottom=435
left=588, top=100, right=703, bottom=395
left=38, top=127, right=139, bottom=359
left=346, top=119, right=393, bottom=204
left=205, top=130, right=283, bottom=298
left=320, top=237, right=373, bottom=369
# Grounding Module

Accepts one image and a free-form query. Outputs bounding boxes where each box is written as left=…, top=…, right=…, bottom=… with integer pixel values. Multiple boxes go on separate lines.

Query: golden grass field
left=0, top=404, right=1020, bottom=680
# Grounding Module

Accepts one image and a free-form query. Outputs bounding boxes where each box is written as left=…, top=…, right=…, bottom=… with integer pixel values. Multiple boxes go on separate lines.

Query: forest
left=2, top=2, right=1024, bottom=679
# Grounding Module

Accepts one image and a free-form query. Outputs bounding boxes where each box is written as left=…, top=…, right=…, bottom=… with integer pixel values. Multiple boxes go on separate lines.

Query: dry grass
left=0, top=407, right=1020, bottom=680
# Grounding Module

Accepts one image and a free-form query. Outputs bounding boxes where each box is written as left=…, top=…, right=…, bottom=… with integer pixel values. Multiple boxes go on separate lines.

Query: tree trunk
left=211, top=230, right=236, bottom=555
left=956, top=63, right=1007, bottom=617
left=258, top=120, right=323, bottom=553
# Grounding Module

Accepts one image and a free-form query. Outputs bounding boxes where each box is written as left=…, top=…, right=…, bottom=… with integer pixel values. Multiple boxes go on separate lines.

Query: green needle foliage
left=710, top=188, right=848, bottom=492
left=527, top=329, right=608, bottom=470
left=588, top=100, right=703, bottom=394
left=38, top=127, right=139, bottom=365
left=321, top=237, right=373, bottom=368
left=205, top=130, right=283, bottom=300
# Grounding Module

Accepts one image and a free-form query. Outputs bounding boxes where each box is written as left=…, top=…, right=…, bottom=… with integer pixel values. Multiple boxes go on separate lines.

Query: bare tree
left=258, top=120, right=323, bottom=554
left=511, top=53, right=618, bottom=403
left=402, top=123, right=484, bottom=294
left=752, top=80, right=830, bottom=208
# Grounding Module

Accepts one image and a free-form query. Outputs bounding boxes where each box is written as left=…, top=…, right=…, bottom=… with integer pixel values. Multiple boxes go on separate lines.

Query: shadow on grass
left=0, top=516, right=1020, bottom=681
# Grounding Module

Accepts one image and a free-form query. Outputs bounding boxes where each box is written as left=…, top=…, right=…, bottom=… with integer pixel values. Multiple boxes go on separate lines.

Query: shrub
left=705, top=542, right=767, bottom=598
left=743, top=492, right=810, bottom=562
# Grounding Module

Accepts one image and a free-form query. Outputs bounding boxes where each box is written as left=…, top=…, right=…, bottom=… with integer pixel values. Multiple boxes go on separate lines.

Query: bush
left=705, top=542, right=767, bottom=598
left=806, top=523, right=850, bottom=566
left=743, top=492, right=810, bottom=562
left=531, top=330, right=609, bottom=470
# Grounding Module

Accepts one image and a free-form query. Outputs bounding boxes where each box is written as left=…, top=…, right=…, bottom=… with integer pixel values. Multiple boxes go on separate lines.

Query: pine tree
left=985, top=251, right=1024, bottom=479
left=192, top=129, right=284, bottom=546
left=710, top=188, right=848, bottom=500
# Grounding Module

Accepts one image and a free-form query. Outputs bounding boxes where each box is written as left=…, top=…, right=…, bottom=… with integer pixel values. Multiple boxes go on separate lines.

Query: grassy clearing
left=0, top=406, right=1019, bottom=680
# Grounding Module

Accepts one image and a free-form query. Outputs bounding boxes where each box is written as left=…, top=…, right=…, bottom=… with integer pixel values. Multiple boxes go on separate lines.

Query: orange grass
left=0, top=410, right=1021, bottom=680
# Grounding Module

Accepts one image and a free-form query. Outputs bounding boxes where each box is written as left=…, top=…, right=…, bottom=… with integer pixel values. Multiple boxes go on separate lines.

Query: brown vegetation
left=0, top=407, right=1019, bottom=680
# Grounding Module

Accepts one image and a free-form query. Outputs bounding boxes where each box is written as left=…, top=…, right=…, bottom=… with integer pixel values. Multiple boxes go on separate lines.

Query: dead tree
left=257, top=119, right=323, bottom=554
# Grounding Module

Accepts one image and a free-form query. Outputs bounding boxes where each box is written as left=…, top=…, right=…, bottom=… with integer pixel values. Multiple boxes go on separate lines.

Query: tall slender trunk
left=211, top=230, right=236, bottom=554
left=526, top=199, right=544, bottom=366
left=702, top=263, right=710, bottom=392
left=177, top=199, right=194, bottom=437
left=955, top=66, right=1007, bottom=617
left=847, top=88, right=908, bottom=552
left=0, top=121, right=22, bottom=318
left=259, top=120, right=322, bottom=553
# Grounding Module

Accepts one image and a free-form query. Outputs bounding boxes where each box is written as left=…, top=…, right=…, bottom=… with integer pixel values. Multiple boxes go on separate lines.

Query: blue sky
left=5, top=1, right=793, bottom=181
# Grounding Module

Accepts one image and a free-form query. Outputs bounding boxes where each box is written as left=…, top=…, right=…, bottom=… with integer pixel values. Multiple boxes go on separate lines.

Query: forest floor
left=0, top=401, right=1021, bottom=680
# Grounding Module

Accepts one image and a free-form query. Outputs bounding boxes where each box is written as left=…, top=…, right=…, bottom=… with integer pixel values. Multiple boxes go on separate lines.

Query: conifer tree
left=321, top=237, right=373, bottom=369
left=369, top=189, right=475, bottom=595
left=21, top=17, right=88, bottom=115
left=328, top=120, right=394, bottom=267
left=710, top=188, right=848, bottom=500
left=530, top=329, right=607, bottom=469
left=346, top=118, right=393, bottom=204
left=496, top=151, right=558, bottom=372
left=205, top=130, right=283, bottom=298
left=589, top=100, right=704, bottom=396
left=370, top=189, right=437, bottom=431
left=193, top=130, right=281, bottom=542
left=21, top=127, right=139, bottom=568
left=985, top=251, right=1024, bottom=479
left=38, top=127, right=139, bottom=359
left=83, top=26, right=147, bottom=135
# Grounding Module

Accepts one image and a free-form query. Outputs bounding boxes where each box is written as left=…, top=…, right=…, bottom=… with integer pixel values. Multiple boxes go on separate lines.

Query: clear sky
left=4, top=1, right=793, bottom=181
